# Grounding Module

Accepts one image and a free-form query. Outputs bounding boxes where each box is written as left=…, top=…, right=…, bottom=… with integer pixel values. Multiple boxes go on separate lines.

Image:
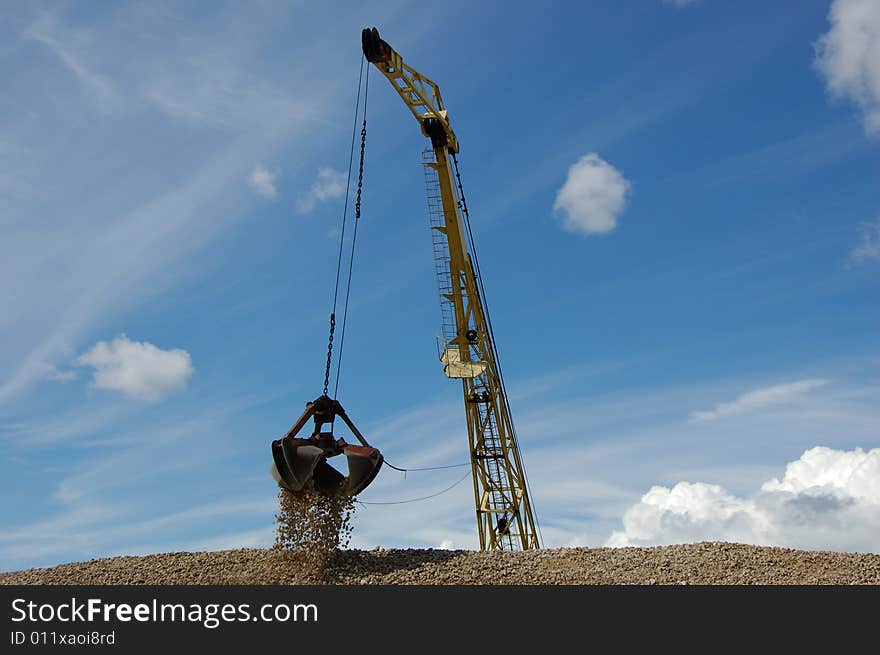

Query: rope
left=383, top=460, right=469, bottom=472
left=333, top=62, right=370, bottom=399
left=357, top=469, right=471, bottom=505
left=323, top=56, right=365, bottom=397
left=382, top=458, right=470, bottom=480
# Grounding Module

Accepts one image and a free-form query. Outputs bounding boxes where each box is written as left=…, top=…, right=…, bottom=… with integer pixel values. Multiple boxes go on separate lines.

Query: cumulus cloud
left=849, top=217, right=880, bottom=263
left=553, top=154, right=631, bottom=235
left=815, top=0, right=880, bottom=135
left=296, top=167, right=346, bottom=214
left=688, top=379, right=830, bottom=423
left=607, top=446, right=880, bottom=553
left=663, top=0, right=700, bottom=7
left=76, top=335, right=194, bottom=402
left=248, top=164, right=277, bottom=198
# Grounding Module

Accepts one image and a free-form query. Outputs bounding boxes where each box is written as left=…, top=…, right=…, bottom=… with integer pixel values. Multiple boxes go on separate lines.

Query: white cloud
left=553, top=154, right=631, bottom=235
left=248, top=164, right=277, bottom=198
left=76, top=335, right=193, bottom=402
left=849, top=217, right=880, bottom=263
left=688, top=378, right=830, bottom=423
left=296, top=167, right=346, bottom=214
left=607, top=446, right=880, bottom=553
left=815, top=0, right=880, bottom=135
left=663, top=0, right=700, bottom=7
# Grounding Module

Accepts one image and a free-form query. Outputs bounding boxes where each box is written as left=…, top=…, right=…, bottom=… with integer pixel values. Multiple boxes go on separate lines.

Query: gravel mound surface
left=3, top=542, right=879, bottom=585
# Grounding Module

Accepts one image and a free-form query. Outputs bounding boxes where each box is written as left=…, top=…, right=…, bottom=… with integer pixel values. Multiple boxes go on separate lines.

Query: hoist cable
left=333, top=61, right=369, bottom=399
left=322, top=56, right=365, bottom=397
left=450, top=152, right=544, bottom=546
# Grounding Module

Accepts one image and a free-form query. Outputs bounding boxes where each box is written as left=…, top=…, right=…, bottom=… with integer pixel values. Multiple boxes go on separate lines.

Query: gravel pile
left=3, top=542, right=879, bottom=585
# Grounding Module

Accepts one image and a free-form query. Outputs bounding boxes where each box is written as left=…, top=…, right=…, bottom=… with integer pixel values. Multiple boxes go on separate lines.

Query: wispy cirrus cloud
left=674, top=120, right=868, bottom=190
left=0, top=392, right=283, bottom=566
left=663, top=0, right=700, bottom=7
left=23, top=21, right=117, bottom=112
left=689, top=379, right=831, bottom=423
left=0, top=4, right=352, bottom=405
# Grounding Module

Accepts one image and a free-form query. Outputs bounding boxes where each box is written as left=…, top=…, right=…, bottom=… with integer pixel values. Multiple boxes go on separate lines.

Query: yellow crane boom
left=362, top=27, right=540, bottom=550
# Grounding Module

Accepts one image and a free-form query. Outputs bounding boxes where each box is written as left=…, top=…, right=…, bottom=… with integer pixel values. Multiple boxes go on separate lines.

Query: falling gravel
left=272, top=486, right=355, bottom=581
left=3, top=542, right=879, bottom=585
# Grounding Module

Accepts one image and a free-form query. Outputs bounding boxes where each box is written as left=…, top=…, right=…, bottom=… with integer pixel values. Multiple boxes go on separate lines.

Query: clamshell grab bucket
left=270, top=395, right=383, bottom=498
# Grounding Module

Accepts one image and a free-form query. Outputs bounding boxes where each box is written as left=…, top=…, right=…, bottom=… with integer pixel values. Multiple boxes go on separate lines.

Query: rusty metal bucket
left=270, top=395, right=383, bottom=497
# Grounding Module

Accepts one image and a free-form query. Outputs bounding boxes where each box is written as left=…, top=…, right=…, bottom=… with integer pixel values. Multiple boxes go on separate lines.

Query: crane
left=362, top=27, right=540, bottom=551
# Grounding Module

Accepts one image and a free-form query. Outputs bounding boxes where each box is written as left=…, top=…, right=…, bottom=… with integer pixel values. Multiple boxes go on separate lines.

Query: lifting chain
left=355, top=119, right=366, bottom=220
left=322, top=312, right=335, bottom=397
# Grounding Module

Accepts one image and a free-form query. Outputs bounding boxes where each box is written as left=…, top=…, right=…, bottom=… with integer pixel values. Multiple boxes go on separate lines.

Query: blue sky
left=2, top=0, right=879, bottom=570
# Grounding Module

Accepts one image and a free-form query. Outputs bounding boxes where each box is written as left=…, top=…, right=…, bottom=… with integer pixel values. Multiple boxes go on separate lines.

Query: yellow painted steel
left=363, top=27, right=540, bottom=550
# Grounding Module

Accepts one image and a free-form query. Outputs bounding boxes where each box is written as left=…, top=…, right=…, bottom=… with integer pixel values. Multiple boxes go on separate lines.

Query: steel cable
left=323, top=56, right=365, bottom=397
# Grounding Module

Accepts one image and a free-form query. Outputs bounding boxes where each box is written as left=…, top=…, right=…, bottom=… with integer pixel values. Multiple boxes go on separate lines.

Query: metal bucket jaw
left=270, top=395, right=383, bottom=498
left=342, top=444, right=383, bottom=496
left=271, top=439, right=325, bottom=492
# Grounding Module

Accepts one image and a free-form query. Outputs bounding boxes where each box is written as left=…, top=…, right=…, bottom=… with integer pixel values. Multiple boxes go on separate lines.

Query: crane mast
left=363, top=28, right=540, bottom=550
